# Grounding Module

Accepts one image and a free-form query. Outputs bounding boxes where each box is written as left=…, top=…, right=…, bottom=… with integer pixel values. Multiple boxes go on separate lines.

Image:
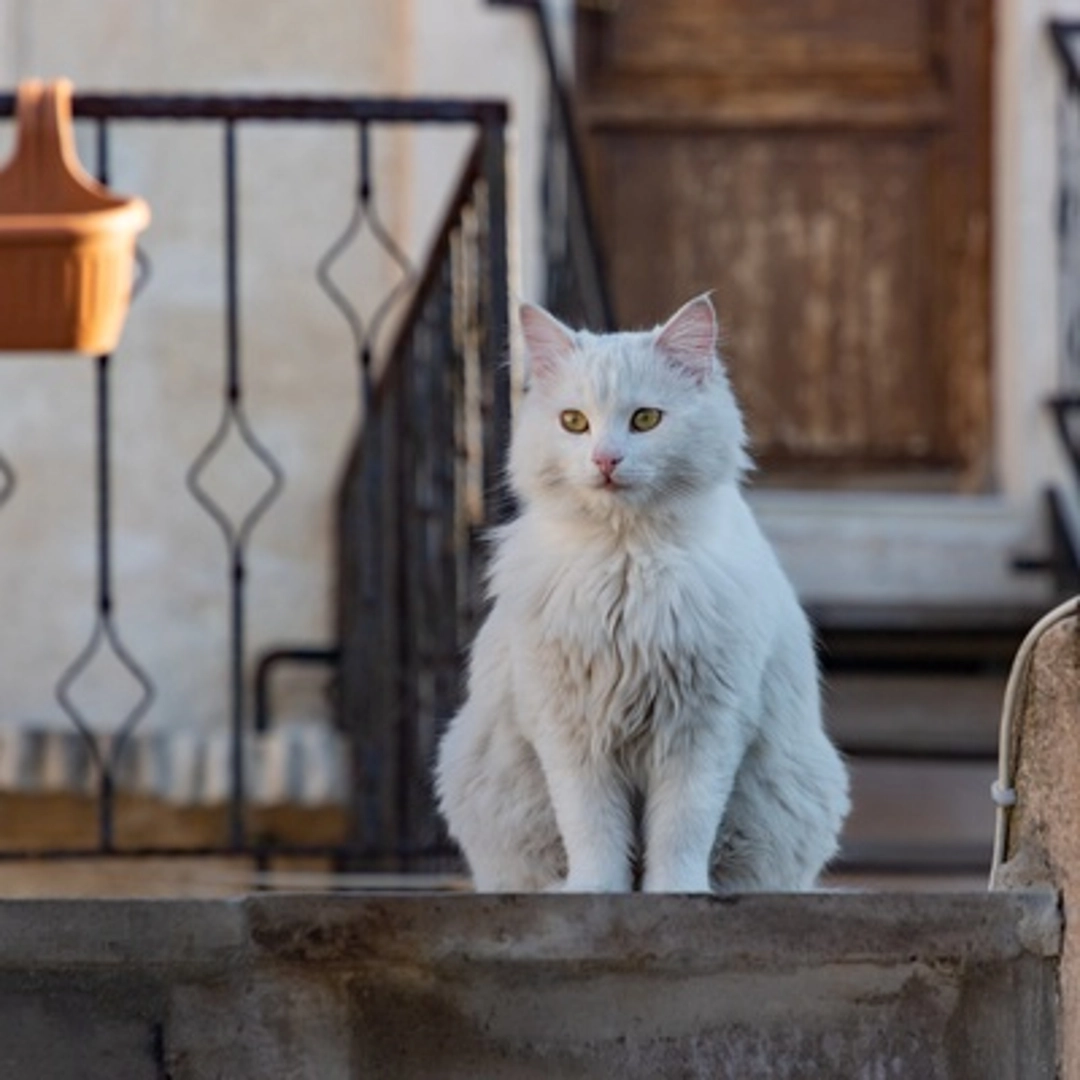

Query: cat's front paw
left=558, top=871, right=633, bottom=893
left=642, top=870, right=712, bottom=894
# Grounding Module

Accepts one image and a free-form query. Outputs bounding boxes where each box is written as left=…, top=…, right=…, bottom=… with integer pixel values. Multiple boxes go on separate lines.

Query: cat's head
left=509, top=294, right=749, bottom=522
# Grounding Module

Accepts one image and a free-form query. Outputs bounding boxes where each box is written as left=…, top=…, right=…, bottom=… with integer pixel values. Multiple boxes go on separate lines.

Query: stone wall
left=0, top=891, right=1059, bottom=1079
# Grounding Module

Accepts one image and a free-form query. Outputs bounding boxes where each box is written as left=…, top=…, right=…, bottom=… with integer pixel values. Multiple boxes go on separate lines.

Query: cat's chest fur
left=495, top=518, right=748, bottom=754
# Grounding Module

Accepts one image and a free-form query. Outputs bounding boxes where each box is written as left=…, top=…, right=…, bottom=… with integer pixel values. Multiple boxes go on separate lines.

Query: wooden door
left=576, top=0, right=991, bottom=488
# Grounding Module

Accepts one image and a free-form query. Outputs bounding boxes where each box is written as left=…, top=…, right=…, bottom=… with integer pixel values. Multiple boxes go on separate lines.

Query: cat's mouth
left=595, top=474, right=624, bottom=491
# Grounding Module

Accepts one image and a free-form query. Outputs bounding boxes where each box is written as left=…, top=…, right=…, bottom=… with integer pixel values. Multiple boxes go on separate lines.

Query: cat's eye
left=560, top=409, right=590, bottom=434
left=630, top=408, right=663, bottom=432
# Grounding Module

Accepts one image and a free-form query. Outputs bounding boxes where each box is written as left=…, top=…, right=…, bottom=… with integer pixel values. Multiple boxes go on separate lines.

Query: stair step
left=838, top=758, right=995, bottom=876
left=805, top=604, right=1023, bottom=878
left=812, top=600, right=1043, bottom=670
left=827, top=673, right=1003, bottom=758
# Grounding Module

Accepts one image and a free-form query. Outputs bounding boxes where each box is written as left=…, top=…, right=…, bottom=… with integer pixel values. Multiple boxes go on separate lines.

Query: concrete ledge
left=0, top=891, right=1060, bottom=1078
left=244, top=890, right=1062, bottom=968
left=995, top=612, right=1080, bottom=1079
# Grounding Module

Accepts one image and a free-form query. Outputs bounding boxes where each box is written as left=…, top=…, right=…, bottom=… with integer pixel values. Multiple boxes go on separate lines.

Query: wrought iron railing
left=1022, top=22, right=1080, bottom=592
left=0, top=92, right=509, bottom=864
left=490, top=0, right=614, bottom=330
left=336, top=131, right=510, bottom=867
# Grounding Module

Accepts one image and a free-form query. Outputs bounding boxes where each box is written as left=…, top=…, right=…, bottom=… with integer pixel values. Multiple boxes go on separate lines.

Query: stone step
left=840, top=758, right=995, bottom=875
left=827, top=673, right=1004, bottom=758
left=831, top=679, right=1000, bottom=875
left=0, top=891, right=1057, bottom=1079
left=814, top=611, right=1015, bottom=877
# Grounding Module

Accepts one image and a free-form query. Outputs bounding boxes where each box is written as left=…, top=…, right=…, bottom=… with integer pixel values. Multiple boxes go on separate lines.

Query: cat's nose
left=592, top=450, right=623, bottom=478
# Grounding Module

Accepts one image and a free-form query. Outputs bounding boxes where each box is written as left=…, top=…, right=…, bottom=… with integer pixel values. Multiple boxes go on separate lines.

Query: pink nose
left=592, top=451, right=623, bottom=479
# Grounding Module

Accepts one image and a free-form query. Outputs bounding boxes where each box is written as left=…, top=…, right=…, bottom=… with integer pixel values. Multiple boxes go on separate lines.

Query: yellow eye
left=560, top=409, right=590, bottom=434
left=630, top=408, right=662, bottom=432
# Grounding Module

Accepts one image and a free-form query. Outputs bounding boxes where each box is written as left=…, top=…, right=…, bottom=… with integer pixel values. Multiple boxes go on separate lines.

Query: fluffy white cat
left=436, top=295, right=848, bottom=892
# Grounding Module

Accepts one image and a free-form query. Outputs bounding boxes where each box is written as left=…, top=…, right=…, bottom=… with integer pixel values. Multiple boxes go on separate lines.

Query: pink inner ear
left=655, top=295, right=718, bottom=383
left=520, top=303, right=576, bottom=383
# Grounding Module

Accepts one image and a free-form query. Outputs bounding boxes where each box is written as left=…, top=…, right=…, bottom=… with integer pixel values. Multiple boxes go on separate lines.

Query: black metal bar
left=0, top=453, right=14, bottom=509
left=93, top=118, right=156, bottom=846
left=394, top=343, right=414, bottom=863
left=181, top=118, right=286, bottom=850
left=54, top=118, right=155, bottom=855
left=93, top=122, right=114, bottom=628
left=316, top=122, right=417, bottom=400
left=378, top=138, right=485, bottom=398
left=94, top=354, right=114, bottom=622
left=95, top=355, right=115, bottom=849
left=1018, top=399, right=1080, bottom=588
left=0, top=93, right=509, bottom=124
left=359, top=121, right=371, bottom=203
left=1046, top=485, right=1080, bottom=592
left=1050, top=394, right=1080, bottom=473
left=174, top=127, right=286, bottom=847
left=254, top=647, right=340, bottom=734
left=1014, top=485, right=1080, bottom=591
left=56, top=343, right=161, bottom=853
left=0, top=842, right=463, bottom=863
left=488, top=0, right=615, bottom=329
left=223, top=118, right=246, bottom=850
left=1051, top=21, right=1080, bottom=88
left=224, top=122, right=240, bottom=403
left=481, top=118, right=514, bottom=521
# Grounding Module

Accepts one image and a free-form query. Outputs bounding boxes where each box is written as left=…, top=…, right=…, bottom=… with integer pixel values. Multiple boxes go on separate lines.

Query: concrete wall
left=994, top=606, right=1080, bottom=1078
left=0, top=891, right=1059, bottom=1079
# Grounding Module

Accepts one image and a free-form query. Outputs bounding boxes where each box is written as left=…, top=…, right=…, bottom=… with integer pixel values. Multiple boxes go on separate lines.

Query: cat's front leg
left=642, top=735, right=739, bottom=893
left=534, top=735, right=634, bottom=892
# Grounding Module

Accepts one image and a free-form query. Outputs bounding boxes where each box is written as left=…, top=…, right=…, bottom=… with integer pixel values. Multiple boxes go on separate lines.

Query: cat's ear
left=655, top=294, right=718, bottom=385
left=520, top=302, right=576, bottom=383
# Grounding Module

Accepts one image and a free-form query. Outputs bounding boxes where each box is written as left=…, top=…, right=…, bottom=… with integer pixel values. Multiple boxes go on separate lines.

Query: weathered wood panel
left=577, top=0, right=991, bottom=486
left=592, top=131, right=937, bottom=467
left=582, top=0, right=933, bottom=83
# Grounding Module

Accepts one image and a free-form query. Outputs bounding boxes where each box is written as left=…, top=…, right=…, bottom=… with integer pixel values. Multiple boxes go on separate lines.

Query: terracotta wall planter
left=0, top=80, right=149, bottom=355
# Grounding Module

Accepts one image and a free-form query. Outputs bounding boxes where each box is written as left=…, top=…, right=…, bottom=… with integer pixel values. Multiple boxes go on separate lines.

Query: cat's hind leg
left=436, top=698, right=565, bottom=892
left=710, top=730, right=849, bottom=891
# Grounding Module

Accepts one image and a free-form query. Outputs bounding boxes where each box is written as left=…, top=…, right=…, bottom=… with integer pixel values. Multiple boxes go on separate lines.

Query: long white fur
left=436, top=295, right=849, bottom=892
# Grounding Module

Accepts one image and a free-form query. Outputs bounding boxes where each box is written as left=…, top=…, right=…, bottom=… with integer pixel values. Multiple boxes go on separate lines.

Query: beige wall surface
left=0, top=1, right=545, bottom=801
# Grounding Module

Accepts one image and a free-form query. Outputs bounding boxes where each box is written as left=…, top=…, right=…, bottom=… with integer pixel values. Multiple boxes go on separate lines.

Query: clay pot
left=0, top=79, right=150, bottom=354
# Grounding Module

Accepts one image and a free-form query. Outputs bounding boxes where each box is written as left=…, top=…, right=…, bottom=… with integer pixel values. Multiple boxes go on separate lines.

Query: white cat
left=435, top=295, right=848, bottom=892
